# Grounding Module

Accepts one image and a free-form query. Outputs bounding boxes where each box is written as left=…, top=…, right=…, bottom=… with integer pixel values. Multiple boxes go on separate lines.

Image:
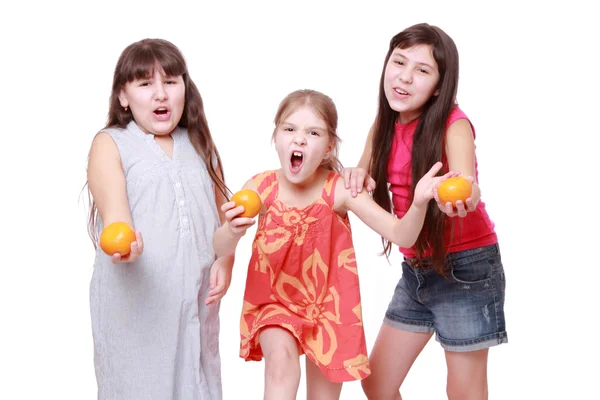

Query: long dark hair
left=87, top=38, right=230, bottom=244
left=369, top=23, right=459, bottom=274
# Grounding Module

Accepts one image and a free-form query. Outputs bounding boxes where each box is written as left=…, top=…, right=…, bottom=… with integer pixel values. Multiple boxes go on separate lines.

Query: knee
left=361, top=377, right=374, bottom=398
left=447, top=381, right=488, bottom=400
left=264, top=348, right=300, bottom=384
left=362, top=375, right=391, bottom=400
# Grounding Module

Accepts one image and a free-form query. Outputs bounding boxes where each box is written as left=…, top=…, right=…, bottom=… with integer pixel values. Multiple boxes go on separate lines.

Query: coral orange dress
left=239, top=170, right=370, bottom=382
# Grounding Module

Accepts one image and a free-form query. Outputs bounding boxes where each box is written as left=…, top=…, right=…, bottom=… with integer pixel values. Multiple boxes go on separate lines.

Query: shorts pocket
left=449, top=258, right=493, bottom=291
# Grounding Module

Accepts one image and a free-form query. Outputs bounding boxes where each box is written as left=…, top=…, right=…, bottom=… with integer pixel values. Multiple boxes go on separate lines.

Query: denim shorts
left=384, top=243, right=508, bottom=352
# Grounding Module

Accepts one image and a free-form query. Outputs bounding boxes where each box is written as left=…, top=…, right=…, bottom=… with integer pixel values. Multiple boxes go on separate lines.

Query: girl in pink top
left=344, top=23, right=507, bottom=399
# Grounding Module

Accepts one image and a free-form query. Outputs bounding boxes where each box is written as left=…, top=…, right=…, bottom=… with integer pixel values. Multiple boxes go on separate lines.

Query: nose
left=400, top=68, right=413, bottom=84
left=154, top=82, right=168, bottom=101
left=293, top=133, right=306, bottom=146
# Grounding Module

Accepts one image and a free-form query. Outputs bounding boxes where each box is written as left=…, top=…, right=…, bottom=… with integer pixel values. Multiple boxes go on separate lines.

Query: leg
left=259, top=327, right=301, bottom=400
left=361, top=323, right=433, bottom=400
left=445, top=349, right=489, bottom=400
left=305, top=358, right=342, bottom=400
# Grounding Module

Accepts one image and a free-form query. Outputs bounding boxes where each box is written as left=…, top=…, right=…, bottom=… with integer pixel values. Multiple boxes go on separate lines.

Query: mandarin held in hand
left=231, top=189, right=261, bottom=218
left=99, top=222, right=136, bottom=256
left=437, top=176, right=472, bottom=207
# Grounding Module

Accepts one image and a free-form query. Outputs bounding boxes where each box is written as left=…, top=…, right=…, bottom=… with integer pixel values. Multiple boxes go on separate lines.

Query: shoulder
left=446, top=106, right=476, bottom=139
left=89, top=131, right=120, bottom=159
left=250, top=170, right=277, bottom=187
left=332, top=172, right=352, bottom=213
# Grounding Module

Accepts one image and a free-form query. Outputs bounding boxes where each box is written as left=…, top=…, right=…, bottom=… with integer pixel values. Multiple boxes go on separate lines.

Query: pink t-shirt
left=387, top=106, right=497, bottom=258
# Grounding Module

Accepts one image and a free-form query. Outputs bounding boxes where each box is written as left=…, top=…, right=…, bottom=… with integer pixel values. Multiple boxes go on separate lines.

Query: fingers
left=443, top=202, right=456, bottom=216
left=465, top=198, right=476, bottom=212
left=350, top=173, right=363, bottom=197
left=342, top=168, right=351, bottom=189
left=205, top=277, right=227, bottom=305
left=205, top=291, right=225, bottom=306
left=229, top=217, right=256, bottom=235
left=441, top=170, right=459, bottom=180
left=366, top=177, right=376, bottom=192
left=454, top=201, right=468, bottom=218
left=426, top=161, right=443, bottom=176
left=224, top=204, right=245, bottom=221
left=221, top=201, right=238, bottom=214
left=111, top=231, right=144, bottom=264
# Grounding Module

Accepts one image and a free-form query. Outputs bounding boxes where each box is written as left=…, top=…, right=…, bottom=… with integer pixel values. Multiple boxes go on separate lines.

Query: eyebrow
left=281, top=122, right=326, bottom=131
left=392, top=51, right=435, bottom=70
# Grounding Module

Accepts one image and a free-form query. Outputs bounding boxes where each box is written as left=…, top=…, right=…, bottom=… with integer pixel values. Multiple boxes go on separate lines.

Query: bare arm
left=444, top=118, right=481, bottom=208
left=335, top=179, right=427, bottom=248
left=213, top=165, right=235, bottom=266
left=336, top=162, right=455, bottom=248
left=87, top=132, right=133, bottom=227
left=205, top=165, right=236, bottom=305
left=212, top=179, right=258, bottom=258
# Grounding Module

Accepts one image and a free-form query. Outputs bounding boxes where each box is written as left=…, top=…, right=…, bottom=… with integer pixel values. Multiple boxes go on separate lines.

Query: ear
left=324, top=141, right=334, bottom=159
left=118, top=90, right=129, bottom=109
left=433, top=87, right=440, bottom=97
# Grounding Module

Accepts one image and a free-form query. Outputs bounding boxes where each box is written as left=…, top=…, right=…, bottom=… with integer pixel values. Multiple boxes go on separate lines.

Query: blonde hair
left=272, top=89, right=343, bottom=173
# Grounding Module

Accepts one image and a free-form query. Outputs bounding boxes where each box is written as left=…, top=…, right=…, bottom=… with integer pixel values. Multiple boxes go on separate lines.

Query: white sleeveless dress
left=90, top=121, right=222, bottom=399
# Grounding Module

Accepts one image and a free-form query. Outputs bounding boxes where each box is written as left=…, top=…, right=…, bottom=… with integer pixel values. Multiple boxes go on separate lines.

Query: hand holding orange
left=437, top=176, right=472, bottom=207
left=231, top=189, right=261, bottom=218
left=99, top=222, right=136, bottom=256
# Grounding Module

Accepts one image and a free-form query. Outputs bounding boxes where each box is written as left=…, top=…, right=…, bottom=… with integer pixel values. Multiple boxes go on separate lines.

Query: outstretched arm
left=336, top=162, right=457, bottom=248
left=87, top=132, right=143, bottom=264
left=436, top=118, right=481, bottom=217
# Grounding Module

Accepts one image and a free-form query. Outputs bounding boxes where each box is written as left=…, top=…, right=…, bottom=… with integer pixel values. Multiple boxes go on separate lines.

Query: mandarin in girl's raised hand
left=99, top=222, right=136, bottom=256
left=231, top=189, right=261, bottom=218
left=437, top=176, right=472, bottom=207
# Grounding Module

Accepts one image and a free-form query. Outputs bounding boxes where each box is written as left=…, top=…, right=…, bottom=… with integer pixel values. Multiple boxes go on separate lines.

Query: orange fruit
left=99, top=222, right=136, bottom=256
left=231, top=189, right=261, bottom=218
left=437, top=176, right=472, bottom=207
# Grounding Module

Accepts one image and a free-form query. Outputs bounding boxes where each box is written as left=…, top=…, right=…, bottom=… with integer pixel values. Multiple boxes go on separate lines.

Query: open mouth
left=153, top=107, right=170, bottom=119
left=290, top=151, right=303, bottom=172
left=394, top=88, right=409, bottom=95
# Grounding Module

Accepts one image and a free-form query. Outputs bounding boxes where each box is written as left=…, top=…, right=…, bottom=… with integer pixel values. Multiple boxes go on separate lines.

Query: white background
left=1, top=0, right=598, bottom=399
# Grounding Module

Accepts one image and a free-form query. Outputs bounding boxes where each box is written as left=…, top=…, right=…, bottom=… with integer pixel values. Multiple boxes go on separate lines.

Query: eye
left=139, top=81, right=150, bottom=87
left=309, top=130, right=320, bottom=136
left=283, top=127, right=294, bottom=132
left=418, top=68, right=429, bottom=74
left=394, top=60, right=404, bottom=66
left=165, top=80, right=177, bottom=84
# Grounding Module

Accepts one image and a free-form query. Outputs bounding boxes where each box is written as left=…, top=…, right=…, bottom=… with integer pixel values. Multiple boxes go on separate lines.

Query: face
left=274, top=106, right=333, bottom=186
left=384, top=44, right=441, bottom=124
left=118, top=66, right=185, bottom=136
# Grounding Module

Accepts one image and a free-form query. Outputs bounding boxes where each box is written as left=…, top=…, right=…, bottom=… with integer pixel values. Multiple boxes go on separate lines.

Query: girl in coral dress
left=212, top=89, right=456, bottom=400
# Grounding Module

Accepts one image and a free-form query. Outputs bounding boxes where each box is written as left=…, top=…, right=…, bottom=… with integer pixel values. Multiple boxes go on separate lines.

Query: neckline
left=127, top=121, right=178, bottom=161
left=273, top=169, right=333, bottom=211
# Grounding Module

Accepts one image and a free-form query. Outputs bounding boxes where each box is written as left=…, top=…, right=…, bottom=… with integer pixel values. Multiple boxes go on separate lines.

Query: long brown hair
left=369, top=23, right=459, bottom=274
left=87, top=38, right=230, bottom=243
left=272, top=89, right=343, bottom=173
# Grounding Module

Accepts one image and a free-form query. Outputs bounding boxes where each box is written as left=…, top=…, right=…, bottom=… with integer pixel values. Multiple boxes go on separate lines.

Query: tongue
left=291, top=156, right=302, bottom=168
